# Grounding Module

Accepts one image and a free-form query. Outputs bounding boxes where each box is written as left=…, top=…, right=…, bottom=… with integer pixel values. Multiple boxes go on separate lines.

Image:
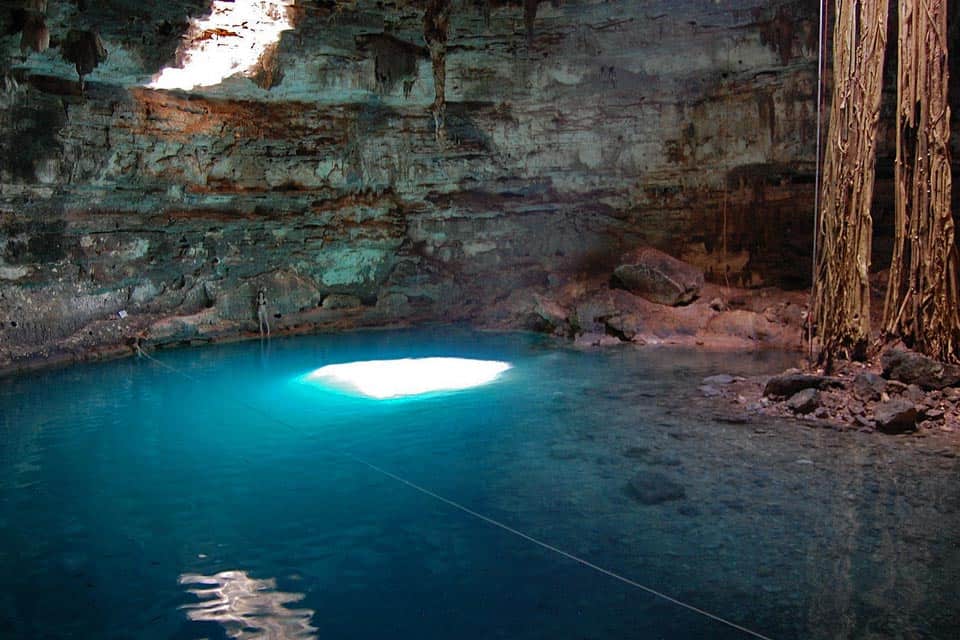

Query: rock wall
left=0, top=0, right=822, bottom=369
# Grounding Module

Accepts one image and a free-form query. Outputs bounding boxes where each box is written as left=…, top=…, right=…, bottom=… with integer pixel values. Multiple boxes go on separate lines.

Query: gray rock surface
left=853, top=372, right=887, bottom=402
left=763, top=373, right=841, bottom=399
left=881, top=349, right=960, bottom=390
left=874, top=399, right=918, bottom=434
left=786, top=388, right=820, bottom=414
left=612, top=248, right=704, bottom=306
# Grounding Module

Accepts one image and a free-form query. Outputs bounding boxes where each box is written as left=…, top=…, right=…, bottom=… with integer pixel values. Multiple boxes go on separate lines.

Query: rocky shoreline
left=698, top=348, right=960, bottom=441
left=5, top=244, right=959, bottom=445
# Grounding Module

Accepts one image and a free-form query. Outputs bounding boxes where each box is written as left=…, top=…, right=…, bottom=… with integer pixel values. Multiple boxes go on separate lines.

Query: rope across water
left=137, top=347, right=776, bottom=640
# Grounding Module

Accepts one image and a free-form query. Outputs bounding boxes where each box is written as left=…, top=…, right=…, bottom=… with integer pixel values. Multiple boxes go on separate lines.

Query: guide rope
left=808, top=0, right=827, bottom=359
left=136, top=347, right=775, bottom=640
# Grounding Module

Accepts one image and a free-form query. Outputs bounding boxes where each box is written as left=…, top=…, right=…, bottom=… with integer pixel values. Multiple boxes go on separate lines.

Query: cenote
left=1, top=328, right=958, bottom=639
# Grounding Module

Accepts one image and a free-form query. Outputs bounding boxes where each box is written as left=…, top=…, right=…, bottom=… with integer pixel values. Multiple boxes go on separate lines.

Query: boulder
left=529, top=294, right=570, bottom=335
left=786, top=388, right=820, bottom=414
left=604, top=313, right=644, bottom=341
left=763, top=373, right=841, bottom=398
left=881, top=348, right=960, bottom=390
left=873, top=399, right=918, bottom=434
left=853, top=372, right=886, bottom=402
left=704, top=310, right=780, bottom=341
left=627, top=472, right=686, bottom=505
left=612, top=248, right=704, bottom=306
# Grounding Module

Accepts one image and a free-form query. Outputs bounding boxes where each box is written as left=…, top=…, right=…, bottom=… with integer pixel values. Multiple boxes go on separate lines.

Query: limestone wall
left=0, top=0, right=820, bottom=368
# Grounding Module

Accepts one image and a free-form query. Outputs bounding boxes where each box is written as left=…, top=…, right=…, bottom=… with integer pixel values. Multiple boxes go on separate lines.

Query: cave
left=1, top=2, right=959, bottom=639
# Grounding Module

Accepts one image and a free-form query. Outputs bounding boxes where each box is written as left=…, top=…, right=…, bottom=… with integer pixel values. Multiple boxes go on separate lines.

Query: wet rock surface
left=701, top=347, right=960, bottom=436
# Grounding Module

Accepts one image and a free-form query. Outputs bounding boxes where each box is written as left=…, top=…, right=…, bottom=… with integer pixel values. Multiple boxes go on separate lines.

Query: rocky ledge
left=698, top=347, right=960, bottom=438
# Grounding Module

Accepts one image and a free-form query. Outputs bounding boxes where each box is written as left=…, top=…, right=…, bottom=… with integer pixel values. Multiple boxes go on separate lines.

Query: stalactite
left=813, top=0, right=890, bottom=363
left=423, top=0, right=450, bottom=142
left=61, top=29, right=109, bottom=91
left=19, top=13, right=49, bottom=57
left=882, top=0, right=960, bottom=361
left=523, top=0, right=538, bottom=40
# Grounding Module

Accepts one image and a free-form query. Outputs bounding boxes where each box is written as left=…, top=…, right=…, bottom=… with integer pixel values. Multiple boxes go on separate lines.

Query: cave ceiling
left=2, top=0, right=813, bottom=100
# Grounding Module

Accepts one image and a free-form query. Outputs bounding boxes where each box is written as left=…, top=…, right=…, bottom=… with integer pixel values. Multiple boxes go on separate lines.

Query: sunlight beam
left=148, top=0, right=294, bottom=91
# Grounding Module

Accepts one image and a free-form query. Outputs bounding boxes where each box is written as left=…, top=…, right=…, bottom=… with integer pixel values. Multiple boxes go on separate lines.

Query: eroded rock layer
left=1, top=0, right=820, bottom=368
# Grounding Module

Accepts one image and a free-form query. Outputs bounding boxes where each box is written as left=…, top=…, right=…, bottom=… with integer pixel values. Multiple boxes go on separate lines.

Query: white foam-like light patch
left=148, top=0, right=293, bottom=91
left=304, top=358, right=512, bottom=399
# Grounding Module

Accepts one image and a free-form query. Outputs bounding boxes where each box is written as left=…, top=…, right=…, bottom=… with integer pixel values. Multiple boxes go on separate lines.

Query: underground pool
left=0, top=328, right=958, bottom=639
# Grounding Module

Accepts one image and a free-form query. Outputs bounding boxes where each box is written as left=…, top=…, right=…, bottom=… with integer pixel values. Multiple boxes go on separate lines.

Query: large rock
left=786, top=388, right=820, bottom=414
left=612, top=248, right=704, bottom=306
left=322, top=293, right=362, bottom=310
left=763, top=373, right=841, bottom=398
left=873, top=399, right=918, bottom=434
left=881, top=349, right=960, bottom=390
left=705, top=309, right=779, bottom=341
left=853, top=372, right=886, bottom=402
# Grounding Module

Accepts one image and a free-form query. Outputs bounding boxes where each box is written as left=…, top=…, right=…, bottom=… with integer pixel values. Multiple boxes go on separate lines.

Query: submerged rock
left=611, top=248, right=704, bottom=306
left=881, top=349, right=960, bottom=390
left=873, top=399, right=918, bottom=434
left=627, top=472, right=687, bottom=505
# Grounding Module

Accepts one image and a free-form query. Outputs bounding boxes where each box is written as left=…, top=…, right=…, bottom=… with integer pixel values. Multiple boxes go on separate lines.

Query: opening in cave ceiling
left=148, top=0, right=294, bottom=91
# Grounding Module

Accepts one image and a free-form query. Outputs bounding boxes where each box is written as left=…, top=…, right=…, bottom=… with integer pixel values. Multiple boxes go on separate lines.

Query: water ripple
left=180, top=570, right=317, bottom=639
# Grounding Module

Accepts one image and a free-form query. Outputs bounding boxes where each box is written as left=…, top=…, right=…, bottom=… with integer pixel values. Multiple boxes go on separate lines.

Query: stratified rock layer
left=1, top=0, right=821, bottom=369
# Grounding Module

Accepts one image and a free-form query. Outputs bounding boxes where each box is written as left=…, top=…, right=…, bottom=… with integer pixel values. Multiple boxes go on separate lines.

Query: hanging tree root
left=882, top=0, right=960, bottom=362
left=813, top=0, right=890, bottom=363
left=424, top=0, right=450, bottom=143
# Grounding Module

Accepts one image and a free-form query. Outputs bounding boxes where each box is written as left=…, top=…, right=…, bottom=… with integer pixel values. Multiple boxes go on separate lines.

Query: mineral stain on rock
left=0, top=0, right=827, bottom=372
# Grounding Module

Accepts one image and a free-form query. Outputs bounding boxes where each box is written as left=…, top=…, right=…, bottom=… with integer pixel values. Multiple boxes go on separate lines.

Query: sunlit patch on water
left=301, top=357, right=512, bottom=399
left=180, top=570, right=317, bottom=639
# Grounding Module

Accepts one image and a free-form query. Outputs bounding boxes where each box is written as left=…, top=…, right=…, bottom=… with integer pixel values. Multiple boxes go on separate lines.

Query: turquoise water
left=1, top=329, right=958, bottom=639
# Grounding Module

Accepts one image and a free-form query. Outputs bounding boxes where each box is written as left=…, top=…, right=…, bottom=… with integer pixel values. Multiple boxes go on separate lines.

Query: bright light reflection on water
left=1, top=329, right=958, bottom=640
left=302, top=357, right=512, bottom=399
left=180, top=570, right=317, bottom=639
